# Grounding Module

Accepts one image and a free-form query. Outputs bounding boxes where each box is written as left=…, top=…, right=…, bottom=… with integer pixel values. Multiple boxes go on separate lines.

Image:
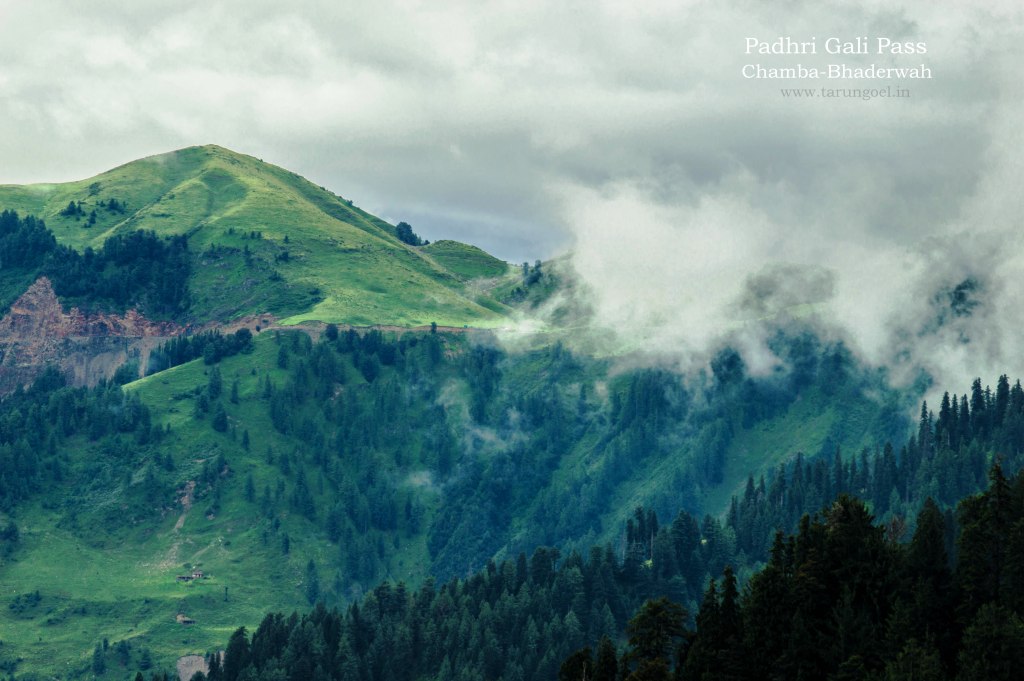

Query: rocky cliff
left=0, top=277, right=183, bottom=391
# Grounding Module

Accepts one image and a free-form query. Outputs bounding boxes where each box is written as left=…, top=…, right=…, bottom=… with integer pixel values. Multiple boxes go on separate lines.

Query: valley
left=0, top=146, right=1013, bottom=681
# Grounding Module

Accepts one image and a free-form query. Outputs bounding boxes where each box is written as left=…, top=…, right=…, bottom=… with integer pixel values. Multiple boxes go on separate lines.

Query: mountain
left=191, top=465, right=1024, bottom=681
left=0, top=145, right=512, bottom=327
left=0, top=146, right=949, bottom=680
left=0, top=320, right=906, bottom=678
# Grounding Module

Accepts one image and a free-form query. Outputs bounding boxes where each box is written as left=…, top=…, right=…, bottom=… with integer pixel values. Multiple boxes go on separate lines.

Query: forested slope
left=0, top=321, right=901, bottom=678
left=178, top=395, right=1024, bottom=681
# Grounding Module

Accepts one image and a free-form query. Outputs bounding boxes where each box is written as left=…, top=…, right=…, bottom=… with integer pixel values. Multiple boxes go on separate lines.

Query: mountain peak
left=128, top=143, right=263, bottom=174
left=0, top=147, right=512, bottom=328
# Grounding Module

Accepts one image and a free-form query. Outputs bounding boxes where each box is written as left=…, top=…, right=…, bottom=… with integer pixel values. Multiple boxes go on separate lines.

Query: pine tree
left=593, top=635, right=618, bottom=681
left=970, top=379, right=987, bottom=439
left=207, top=367, right=222, bottom=399
left=624, top=597, right=686, bottom=672
left=995, top=375, right=1011, bottom=428
left=221, top=627, right=249, bottom=681
left=212, top=403, right=228, bottom=432
left=207, top=649, right=223, bottom=680
left=958, top=394, right=972, bottom=443
left=957, top=464, right=1011, bottom=620
left=92, top=643, right=106, bottom=674
left=884, top=639, right=943, bottom=681
left=957, top=603, right=1024, bottom=681
left=558, top=647, right=593, bottom=681
left=305, top=559, right=321, bottom=605
left=718, top=565, right=744, bottom=676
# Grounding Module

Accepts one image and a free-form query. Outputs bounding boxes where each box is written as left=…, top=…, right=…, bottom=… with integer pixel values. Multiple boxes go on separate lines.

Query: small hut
left=176, top=569, right=206, bottom=582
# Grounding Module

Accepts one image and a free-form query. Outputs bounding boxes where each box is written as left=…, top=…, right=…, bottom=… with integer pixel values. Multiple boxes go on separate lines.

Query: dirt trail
left=198, top=312, right=483, bottom=337
left=257, top=321, right=489, bottom=347
left=155, top=481, right=196, bottom=570
left=174, top=481, right=195, bottom=531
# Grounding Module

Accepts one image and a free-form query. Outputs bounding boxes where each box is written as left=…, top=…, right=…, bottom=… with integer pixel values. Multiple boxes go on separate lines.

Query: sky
left=1, top=0, right=1022, bottom=391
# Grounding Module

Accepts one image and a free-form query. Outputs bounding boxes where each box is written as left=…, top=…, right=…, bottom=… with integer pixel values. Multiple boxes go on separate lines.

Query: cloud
left=0, top=0, right=611, bottom=260
left=548, top=0, right=1024, bottom=393
left=0, top=0, right=1021, bottom=394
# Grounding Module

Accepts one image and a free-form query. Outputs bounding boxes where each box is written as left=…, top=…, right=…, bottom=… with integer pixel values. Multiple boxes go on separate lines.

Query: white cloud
left=0, top=0, right=1021, bottom=394
left=546, top=0, right=1024, bottom=393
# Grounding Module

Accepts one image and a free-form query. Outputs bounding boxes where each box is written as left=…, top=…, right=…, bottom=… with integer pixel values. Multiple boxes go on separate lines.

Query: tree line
left=0, top=367, right=167, bottom=516
left=1, top=320, right=1020, bottom=678
left=727, top=374, right=1024, bottom=564
left=165, top=326, right=906, bottom=599
left=167, top=463, right=1024, bottom=681
left=563, top=463, right=1024, bottom=681
left=161, top=363, right=1024, bottom=681
left=147, top=328, right=255, bottom=374
left=0, top=209, right=190, bottom=317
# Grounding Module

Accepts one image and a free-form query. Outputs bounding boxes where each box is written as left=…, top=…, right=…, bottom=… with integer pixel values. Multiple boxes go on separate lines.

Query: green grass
left=0, top=333, right=441, bottom=678
left=0, top=145, right=510, bottom=327
left=538, top=380, right=889, bottom=550
left=702, top=395, right=835, bottom=513
left=0, top=324, right=900, bottom=677
left=422, top=240, right=511, bottom=280
left=0, top=267, right=42, bottom=314
left=701, top=387, right=882, bottom=514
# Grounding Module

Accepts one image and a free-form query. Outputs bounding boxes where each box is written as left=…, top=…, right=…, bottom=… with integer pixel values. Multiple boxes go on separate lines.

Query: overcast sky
left=1, top=0, right=1022, bottom=390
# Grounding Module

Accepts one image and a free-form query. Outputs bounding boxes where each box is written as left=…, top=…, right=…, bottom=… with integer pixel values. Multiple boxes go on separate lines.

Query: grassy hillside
left=0, top=333, right=440, bottom=679
left=0, top=145, right=510, bottom=327
left=0, top=327, right=902, bottom=678
left=421, top=240, right=510, bottom=280
left=0, top=147, right=926, bottom=681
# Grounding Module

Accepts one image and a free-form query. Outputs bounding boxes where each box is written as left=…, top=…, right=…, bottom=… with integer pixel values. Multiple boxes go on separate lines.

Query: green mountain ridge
left=0, top=145, right=514, bottom=327
left=0, top=324, right=904, bottom=678
left=0, top=146, right=940, bottom=681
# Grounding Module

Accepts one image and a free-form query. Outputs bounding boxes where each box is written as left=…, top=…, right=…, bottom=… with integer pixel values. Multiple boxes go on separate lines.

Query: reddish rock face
left=0, top=277, right=181, bottom=339
left=0, top=277, right=184, bottom=392
left=0, top=277, right=66, bottom=340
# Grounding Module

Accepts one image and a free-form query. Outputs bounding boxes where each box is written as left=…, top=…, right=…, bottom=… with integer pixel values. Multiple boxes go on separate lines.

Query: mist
left=538, top=2, right=1024, bottom=400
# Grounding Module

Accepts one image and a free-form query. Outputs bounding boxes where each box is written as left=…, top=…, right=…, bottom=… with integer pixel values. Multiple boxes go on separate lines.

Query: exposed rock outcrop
left=0, top=277, right=180, bottom=339
left=0, top=277, right=184, bottom=392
